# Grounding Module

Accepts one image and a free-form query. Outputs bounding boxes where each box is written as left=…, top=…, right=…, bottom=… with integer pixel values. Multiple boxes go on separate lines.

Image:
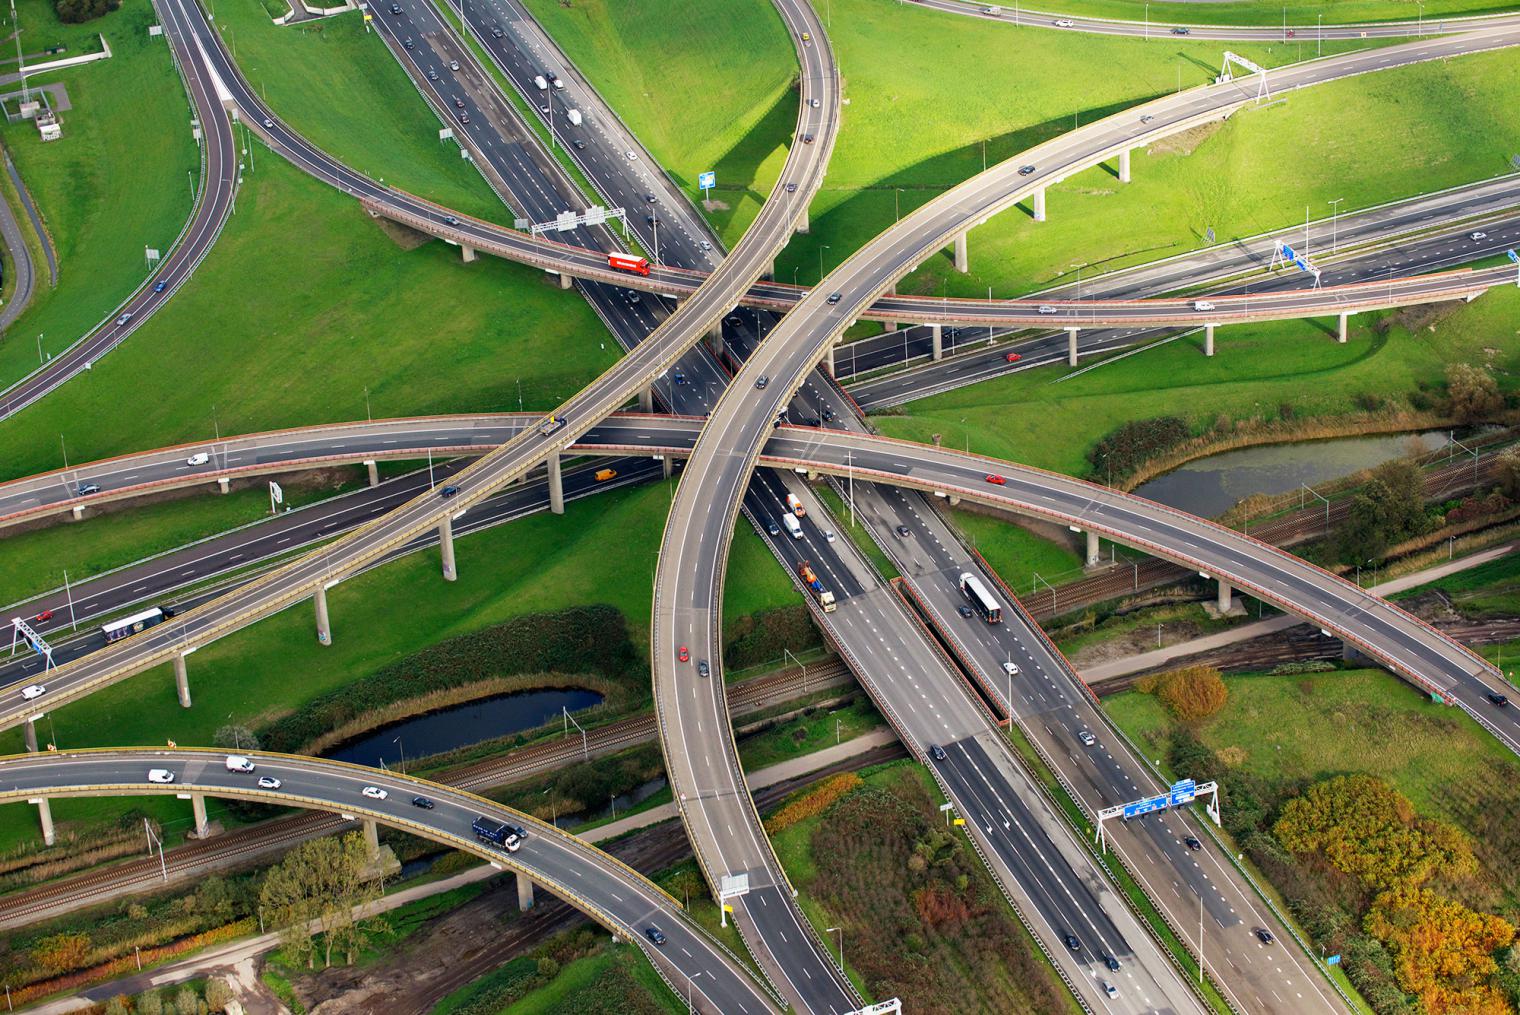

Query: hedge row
left=260, top=606, right=641, bottom=753
left=764, top=772, right=861, bottom=835
left=1087, top=415, right=1190, bottom=482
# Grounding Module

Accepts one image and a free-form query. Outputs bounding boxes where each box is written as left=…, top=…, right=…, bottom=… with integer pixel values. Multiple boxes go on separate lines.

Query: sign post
left=698, top=170, right=715, bottom=203
left=1507, top=248, right=1518, bottom=288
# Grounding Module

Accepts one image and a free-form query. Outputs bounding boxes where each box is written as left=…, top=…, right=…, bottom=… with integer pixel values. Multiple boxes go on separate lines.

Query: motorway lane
left=858, top=479, right=1342, bottom=1013
left=0, top=0, right=238, bottom=422
left=0, top=749, right=780, bottom=1015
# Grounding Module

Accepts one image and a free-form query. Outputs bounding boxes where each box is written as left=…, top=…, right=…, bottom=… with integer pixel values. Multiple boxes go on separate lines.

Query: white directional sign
left=554, top=210, right=578, bottom=233
left=698, top=170, right=716, bottom=196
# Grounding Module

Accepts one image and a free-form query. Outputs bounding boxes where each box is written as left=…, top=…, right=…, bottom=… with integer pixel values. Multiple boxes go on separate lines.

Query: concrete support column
left=661, top=456, right=673, bottom=479
left=438, top=514, right=457, bottom=582
left=1066, top=327, right=1079, bottom=367
left=362, top=817, right=380, bottom=858
left=217, top=477, right=230, bottom=494
left=558, top=272, right=573, bottom=290
left=931, top=323, right=943, bottom=361
left=517, top=872, right=536, bottom=910
left=638, top=386, right=655, bottom=413
left=1033, top=188, right=1047, bottom=222
left=190, top=793, right=211, bottom=839
left=953, top=232, right=969, bottom=274
left=1204, top=323, right=1216, bottom=357
left=173, top=652, right=192, bottom=708
left=71, top=504, right=85, bottom=521
left=461, top=244, right=477, bottom=263
left=1216, top=579, right=1232, bottom=613
left=364, top=460, right=379, bottom=487
left=548, top=453, right=564, bottom=515
left=797, top=206, right=809, bottom=234
left=708, top=321, right=724, bottom=357
left=1085, top=530, right=1100, bottom=567
left=35, top=797, right=54, bottom=846
left=24, top=718, right=38, bottom=753
left=314, top=584, right=332, bottom=646
left=1338, top=312, right=1349, bottom=344
left=948, top=494, right=961, bottom=506
left=1118, top=149, right=1131, bottom=184
left=824, top=341, right=836, bottom=378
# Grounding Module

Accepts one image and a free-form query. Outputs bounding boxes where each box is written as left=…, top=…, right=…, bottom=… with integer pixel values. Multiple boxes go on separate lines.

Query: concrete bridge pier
left=34, top=797, right=54, bottom=846
left=517, top=872, right=536, bottom=910
left=661, top=455, right=673, bottom=479
left=1066, top=327, right=1079, bottom=367
left=1204, top=323, right=1216, bottom=357
left=217, top=477, right=230, bottom=494
left=638, top=386, right=655, bottom=413
left=558, top=272, right=573, bottom=290
left=797, top=206, right=810, bottom=234
left=1216, top=579, right=1233, bottom=613
left=363, top=818, right=380, bottom=858
left=174, top=652, right=192, bottom=707
left=1118, top=149, right=1132, bottom=183
left=548, top=453, right=565, bottom=515
left=1085, top=529, right=1101, bottom=567
left=708, top=321, right=724, bottom=357
left=952, top=232, right=969, bottom=273
left=71, top=504, right=85, bottom=521
left=438, top=514, right=457, bottom=582
left=460, top=244, right=477, bottom=263
left=190, top=793, right=213, bottom=839
left=929, top=323, right=944, bottom=361
left=1032, top=188, right=1047, bottom=222
left=24, top=717, right=37, bottom=752
left=365, top=460, right=380, bottom=487
left=1338, top=312, right=1350, bottom=344
left=314, top=584, right=332, bottom=646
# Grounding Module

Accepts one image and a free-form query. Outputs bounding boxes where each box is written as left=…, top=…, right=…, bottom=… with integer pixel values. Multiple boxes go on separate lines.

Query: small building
left=35, top=111, right=60, bottom=141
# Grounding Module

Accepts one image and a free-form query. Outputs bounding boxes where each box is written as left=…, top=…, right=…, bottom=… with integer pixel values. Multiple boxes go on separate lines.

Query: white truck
left=785, top=492, right=807, bottom=518
left=781, top=513, right=803, bottom=539
left=566, top=108, right=582, bottom=126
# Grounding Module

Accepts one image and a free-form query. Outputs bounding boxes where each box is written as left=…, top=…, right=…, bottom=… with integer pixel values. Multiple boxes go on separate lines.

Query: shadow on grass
left=675, top=82, right=797, bottom=239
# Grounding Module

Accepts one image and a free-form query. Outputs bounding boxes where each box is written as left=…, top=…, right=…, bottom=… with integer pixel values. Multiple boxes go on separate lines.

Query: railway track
left=0, top=660, right=853, bottom=929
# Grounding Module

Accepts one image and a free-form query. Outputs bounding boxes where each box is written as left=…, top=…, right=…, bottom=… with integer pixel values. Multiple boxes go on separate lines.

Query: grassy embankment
left=971, top=0, right=1519, bottom=27
left=0, top=0, right=195, bottom=389
left=521, top=0, right=796, bottom=248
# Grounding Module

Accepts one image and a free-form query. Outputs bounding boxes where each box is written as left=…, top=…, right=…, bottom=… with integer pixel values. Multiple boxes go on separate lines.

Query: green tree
left=196, top=875, right=236, bottom=924
left=212, top=724, right=261, bottom=753
left=103, top=998, right=129, bottom=1015
left=203, top=976, right=234, bottom=1013
left=259, top=833, right=387, bottom=968
left=138, top=991, right=164, bottom=1015
left=173, top=985, right=199, bottom=1015
left=1446, top=362, right=1504, bottom=423
left=1339, top=460, right=1429, bottom=564
left=1493, top=446, right=1520, bottom=501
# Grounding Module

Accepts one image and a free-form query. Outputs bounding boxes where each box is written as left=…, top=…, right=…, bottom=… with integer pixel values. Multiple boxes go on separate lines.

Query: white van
left=566, top=108, right=583, bottom=126
left=533, top=75, right=548, bottom=91
left=147, top=769, right=176, bottom=784
left=1192, top=300, right=1216, bottom=312
left=224, top=755, right=256, bottom=773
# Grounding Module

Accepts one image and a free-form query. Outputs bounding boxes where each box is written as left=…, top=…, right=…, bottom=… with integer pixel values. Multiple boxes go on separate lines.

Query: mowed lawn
left=521, top=0, right=798, bottom=245
left=214, top=0, right=503, bottom=219
left=982, top=0, right=1517, bottom=27
left=0, top=478, right=794, bottom=851
left=0, top=0, right=197, bottom=389
left=0, top=153, right=616, bottom=482
left=875, top=284, right=1520, bottom=478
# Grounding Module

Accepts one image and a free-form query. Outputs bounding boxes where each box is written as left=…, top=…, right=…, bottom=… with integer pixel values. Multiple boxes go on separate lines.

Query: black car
left=1171, top=25, right=1190, bottom=34
left=573, top=139, right=586, bottom=150
left=77, top=482, right=101, bottom=496
left=755, top=375, right=769, bottom=389
left=1102, top=953, right=1120, bottom=972
left=453, top=96, right=466, bottom=109
left=389, top=2, right=400, bottom=10
left=411, top=795, right=435, bottom=809
left=802, top=134, right=814, bottom=144
left=957, top=605, right=974, bottom=618
left=826, top=292, right=842, bottom=305
left=1018, top=164, right=1036, bottom=175
left=895, top=524, right=911, bottom=537
left=1184, top=835, right=1202, bottom=851
left=457, top=111, right=470, bottom=124
left=785, top=182, right=797, bottom=193
left=821, top=406, right=834, bottom=422
left=768, top=522, right=781, bottom=536
left=1256, top=928, right=1275, bottom=944
left=440, top=485, right=460, bottom=498
left=929, top=744, right=947, bottom=761
left=490, top=25, right=504, bottom=37
left=645, top=927, right=667, bottom=947
left=646, top=193, right=657, bottom=203
left=1064, top=934, right=1081, bottom=952
left=697, top=660, right=710, bottom=678
left=1488, top=692, right=1510, bottom=706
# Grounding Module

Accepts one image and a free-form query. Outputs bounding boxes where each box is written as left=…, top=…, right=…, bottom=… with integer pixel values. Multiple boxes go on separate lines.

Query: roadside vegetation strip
left=0, top=0, right=198, bottom=392
left=927, top=0, right=1520, bottom=29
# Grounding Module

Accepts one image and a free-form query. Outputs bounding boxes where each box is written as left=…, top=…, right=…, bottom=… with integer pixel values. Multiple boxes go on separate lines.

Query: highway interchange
left=3, top=0, right=1520, bottom=1012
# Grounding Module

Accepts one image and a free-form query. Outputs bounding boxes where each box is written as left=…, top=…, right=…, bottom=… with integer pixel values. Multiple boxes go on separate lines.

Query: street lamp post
left=819, top=244, right=830, bottom=284
left=825, top=926, right=843, bottom=970
left=393, top=735, right=405, bottom=775
left=1328, top=197, right=1344, bottom=253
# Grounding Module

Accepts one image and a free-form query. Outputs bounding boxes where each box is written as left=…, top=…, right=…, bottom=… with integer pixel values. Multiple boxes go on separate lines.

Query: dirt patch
left=1147, top=118, right=1223, bottom=157
left=367, top=213, right=434, bottom=252
left=1378, top=299, right=1467, bottom=336
left=702, top=198, right=731, bottom=212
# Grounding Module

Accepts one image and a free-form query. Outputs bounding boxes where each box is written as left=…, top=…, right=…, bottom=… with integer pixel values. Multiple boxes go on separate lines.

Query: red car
left=32, top=609, right=53, bottom=623
left=1004, top=352, right=1021, bottom=363
left=985, top=474, right=1006, bottom=485
left=678, top=645, right=690, bottom=663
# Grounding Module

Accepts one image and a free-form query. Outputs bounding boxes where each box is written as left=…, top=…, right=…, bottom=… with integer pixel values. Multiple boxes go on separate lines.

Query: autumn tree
left=1154, top=665, right=1228, bottom=722
left=1494, top=446, right=1520, bottom=501
left=1339, top=459, right=1429, bottom=564
left=1364, top=885, right=1515, bottom=1011
left=31, top=931, right=91, bottom=975
left=1446, top=363, right=1504, bottom=423
left=258, top=832, right=387, bottom=968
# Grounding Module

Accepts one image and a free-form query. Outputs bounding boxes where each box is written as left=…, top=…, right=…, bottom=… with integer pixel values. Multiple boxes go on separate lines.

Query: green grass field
left=1392, top=549, right=1520, bottom=618
left=0, top=152, right=616, bottom=483
left=0, top=471, right=367, bottom=604
left=949, top=507, right=1086, bottom=590
left=0, top=0, right=197, bottom=389
left=213, top=0, right=503, bottom=219
left=520, top=0, right=797, bottom=247
left=976, top=0, right=1518, bottom=28
left=875, top=285, right=1520, bottom=478
left=0, top=478, right=793, bottom=850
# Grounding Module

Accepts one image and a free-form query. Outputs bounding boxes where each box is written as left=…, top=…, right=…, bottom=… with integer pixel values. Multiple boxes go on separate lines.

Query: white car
left=1192, top=300, right=1216, bottom=312
left=362, top=786, right=388, bottom=800
left=21, top=684, right=46, bottom=700
left=148, top=769, right=176, bottom=784
left=625, top=150, right=638, bottom=161
left=1001, top=661, right=1020, bottom=676
left=1037, top=305, right=1058, bottom=315
left=224, top=755, right=255, bottom=773
left=186, top=452, right=210, bottom=467
left=825, top=530, right=837, bottom=543
left=1470, top=231, right=1488, bottom=241
left=1104, top=982, right=1118, bottom=999
left=1054, top=18, right=1074, bottom=26
left=257, top=776, right=282, bottom=790
left=1078, top=730, right=1097, bottom=747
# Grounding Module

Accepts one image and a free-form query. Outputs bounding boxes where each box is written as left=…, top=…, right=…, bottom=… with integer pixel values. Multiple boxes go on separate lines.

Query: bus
left=958, top=572, right=1003, bottom=624
left=101, top=606, right=172, bottom=643
left=608, top=253, right=650, bottom=276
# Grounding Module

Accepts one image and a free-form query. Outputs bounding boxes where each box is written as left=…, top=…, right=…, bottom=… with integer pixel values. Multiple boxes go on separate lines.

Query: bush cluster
left=763, top=771, right=861, bottom=835
left=55, top=0, right=118, bottom=22
left=722, top=604, right=821, bottom=671
left=1136, top=664, right=1228, bottom=722
left=259, top=605, right=640, bottom=753
left=1086, top=416, right=1190, bottom=482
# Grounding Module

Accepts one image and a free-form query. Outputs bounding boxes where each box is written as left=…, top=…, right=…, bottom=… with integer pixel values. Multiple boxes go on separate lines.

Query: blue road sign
left=1170, top=784, right=1197, bottom=806
left=1507, top=249, right=1518, bottom=264
left=698, top=171, right=716, bottom=191
left=1326, top=954, right=1342, bottom=966
left=1123, top=794, right=1171, bottom=819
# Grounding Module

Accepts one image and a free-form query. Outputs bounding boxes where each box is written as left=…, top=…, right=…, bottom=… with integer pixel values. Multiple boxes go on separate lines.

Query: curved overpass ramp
left=0, top=747, right=779, bottom=1015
